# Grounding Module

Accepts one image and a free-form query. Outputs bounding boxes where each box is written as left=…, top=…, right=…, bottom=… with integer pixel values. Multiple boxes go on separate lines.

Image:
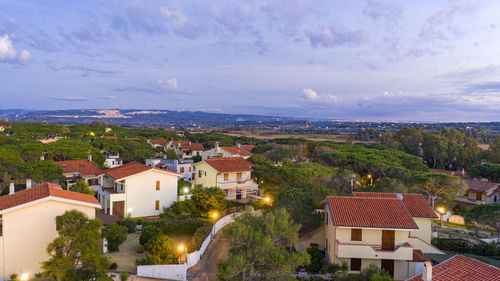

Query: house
left=240, top=145, right=256, bottom=152
left=0, top=125, right=11, bottom=132
left=55, top=156, right=104, bottom=190
left=202, top=142, right=253, bottom=160
left=324, top=194, right=442, bottom=280
left=103, top=154, right=123, bottom=168
left=146, top=159, right=194, bottom=181
left=148, top=139, right=168, bottom=149
left=193, top=157, right=258, bottom=200
left=0, top=183, right=101, bottom=280
left=407, top=255, right=500, bottom=281
left=167, top=140, right=204, bottom=161
left=97, top=162, right=179, bottom=218
left=429, top=169, right=500, bottom=205
left=37, top=136, right=63, bottom=143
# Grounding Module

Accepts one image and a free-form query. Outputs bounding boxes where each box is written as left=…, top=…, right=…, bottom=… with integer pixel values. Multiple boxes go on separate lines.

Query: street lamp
left=367, top=174, right=373, bottom=186
left=264, top=196, right=271, bottom=204
left=177, top=244, right=187, bottom=264
left=20, top=273, right=29, bottom=281
left=437, top=206, right=446, bottom=221
left=183, top=187, right=189, bottom=194
left=211, top=211, right=219, bottom=220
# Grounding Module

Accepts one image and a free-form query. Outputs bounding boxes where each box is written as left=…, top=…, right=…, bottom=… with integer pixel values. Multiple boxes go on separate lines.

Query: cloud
left=440, top=65, right=500, bottom=80
left=0, top=34, right=32, bottom=64
left=462, top=81, right=500, bottom=94
left=363, top=0, right=403, bottom=23
left=160, top=6, right=200, bottom=39
left=64, top=65, right=122, bottom=74
left=50, top=96, right=89, bottom=102
left=306, top=26, right=366, bottom=48
left=99, top=96, right=116, bottom=100
left=301, top=88, right=339, bottom=103
left=158, top=78, right=183, bottom=92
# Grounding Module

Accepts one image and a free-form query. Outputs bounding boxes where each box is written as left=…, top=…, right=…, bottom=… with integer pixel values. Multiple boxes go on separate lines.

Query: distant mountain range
left=0, top=109, right=297, bottom=128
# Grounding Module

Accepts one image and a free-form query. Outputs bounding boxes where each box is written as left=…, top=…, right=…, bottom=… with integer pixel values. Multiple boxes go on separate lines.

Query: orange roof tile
left=0, top=183, right=100, bottom=213
left=326, top=196, right=418, bottom=229
left=56, top=160, right=104, bottom=176
left=204, top=157, right=253, bottom=173
left=407, top=255, right=500, bottom=281
left=149, top=139, right=167, bottom=145
left=173, top=141, right=204, bottom=151
left=221, top=146, right=252, bottom=157
left=103, top=136, right=119, bottom=140
left=465, top=179, right=498, bottom=192
left=240, top=145, right=256, bottom=151
left=354, top=192, right=438, bottom=218
left=105, top=161, right=179, bottom=180
left=412, top=249, right=430, bottom=262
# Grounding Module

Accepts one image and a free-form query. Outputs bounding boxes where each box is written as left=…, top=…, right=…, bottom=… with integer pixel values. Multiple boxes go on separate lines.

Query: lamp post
left=367, top=174, right=373, bottom=186
left=178, top=244, right=187, bottom=264
left=437, top=207, right=446, bottom=221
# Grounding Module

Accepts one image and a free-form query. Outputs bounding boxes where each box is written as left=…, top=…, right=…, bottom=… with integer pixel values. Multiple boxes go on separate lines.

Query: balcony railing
left=336, top=240, right=413, bottom=260
left=217, top=178, right=252, bottom=184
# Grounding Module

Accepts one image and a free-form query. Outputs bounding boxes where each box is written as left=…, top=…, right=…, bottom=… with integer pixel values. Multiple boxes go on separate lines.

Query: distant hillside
left=0, top=109, right=294, bottom=128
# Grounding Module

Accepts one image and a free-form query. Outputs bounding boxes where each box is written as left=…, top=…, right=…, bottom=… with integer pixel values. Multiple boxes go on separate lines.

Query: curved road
left=187, top=232, right=230, bottom=281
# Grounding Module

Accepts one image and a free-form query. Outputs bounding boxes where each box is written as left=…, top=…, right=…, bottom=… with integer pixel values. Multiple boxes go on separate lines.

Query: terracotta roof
left=0, top=125, right=11, bottom=129
left=465, top=179, right=498, bottom=193
left=149, top=139, right=167, bottom=145
left=354, top=192, right=438, bottom=218
left=203, top=157, right=253, bottom=173
left=407, top=254, right=500, bottom=281
left=240, top=145, right=256, bottom=151
left=125, top=137, right=140, bottom=140
left=326, top=196, right=418, bottom=229
left=413, top=249, right=430, bottom=262
left=173, top=141, right=204, bottom=151
left=155, top=162, right=166, bottom=167
left=103, top=136, right=119, bottom=140
left=56, top=160, right=104, bottom=176
left=221, top=146, right=252, bottom=157
left=0, top=183, right=100, bottom=213
left=105, top=161, right=179, bottom=180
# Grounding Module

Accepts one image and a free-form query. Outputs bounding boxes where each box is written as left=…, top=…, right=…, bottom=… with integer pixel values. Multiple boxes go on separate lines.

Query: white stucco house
left=97, top=162, right=179, bottom=218
left=201, top=142, right=253, bottom=160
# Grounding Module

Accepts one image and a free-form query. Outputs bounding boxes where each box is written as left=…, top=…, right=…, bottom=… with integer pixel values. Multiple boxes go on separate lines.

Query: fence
left=137, top=211, right=245, bottom=280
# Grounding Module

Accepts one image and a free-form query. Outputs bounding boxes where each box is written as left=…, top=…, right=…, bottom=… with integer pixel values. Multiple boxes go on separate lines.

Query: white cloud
left=301, top=88, right=339, bottom=103
left=158, top=78, right=182, bottom=92
left=160, top=7, right=187, bottom=28
left=0, top=35, right=32, bottom=64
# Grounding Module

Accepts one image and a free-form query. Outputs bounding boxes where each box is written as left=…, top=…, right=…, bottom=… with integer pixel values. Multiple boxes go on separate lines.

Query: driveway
left=109, top=233, right=142, bottom=273
left=187, top=232, right=230, bottom=281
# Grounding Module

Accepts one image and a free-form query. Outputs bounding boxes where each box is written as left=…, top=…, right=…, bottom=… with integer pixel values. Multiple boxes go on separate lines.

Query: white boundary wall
left=137, top=212, right=244, bottom=281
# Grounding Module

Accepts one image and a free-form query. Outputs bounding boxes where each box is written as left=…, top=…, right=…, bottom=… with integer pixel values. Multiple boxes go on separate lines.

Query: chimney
left=9, top=183, right=15, bottom=195
left=422, top=261, right=432, bottom=281
left=40, top=155, right=45, bottom=161
left=236, top=143, right=241, bottom=148
left=215, top=141, right=220, bottom=153
left=88, top=153, right=92, bottom=162
left=396, top=193, right=403, bottom=201
left=462, top=168, right=465, bottom=175
left=26, top=179, right=32, bottom=189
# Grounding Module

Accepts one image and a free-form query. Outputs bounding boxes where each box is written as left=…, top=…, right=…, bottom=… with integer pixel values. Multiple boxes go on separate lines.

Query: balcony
left=336, top=240, right=414, bottom=260
left=98, top=185, right=125, bottom=202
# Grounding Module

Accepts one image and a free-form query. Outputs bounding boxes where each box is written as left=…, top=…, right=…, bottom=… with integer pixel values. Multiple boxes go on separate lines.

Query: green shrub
left=9, top=274, right=18, bottom=281
left=305, top=247, right=324, bottom=273
left=102, top=223, right=128, bottom=252
left=120, top=272, right=129, bottom=281
left=118, top=218, right=137, bottom=233
left=139, top=218, right=211, bottom=246
left=162, top=200, right=200, bottom=219
left=109, top=262, right=118, bottom=270
left=188, top=225, right=213, bottom=251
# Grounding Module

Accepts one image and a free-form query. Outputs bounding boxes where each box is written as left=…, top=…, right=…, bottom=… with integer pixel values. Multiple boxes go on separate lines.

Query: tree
left=468, top=163, right=500, bottom=182
left=217, top=208, right=310, bottom=281
left=17, top=160, right=64, bottom=182
left=276, top=185, right=321, bottom=231
left=102, top=223, right=128, bottom=252
left=465, top=203, right=500, bottom=238
left=422, top=132, right=447, bottom=169
left=165, top=149, right=178, bottom=160
left=144, top=233, right=175, bottom=265
left=487, top=136, right=500, bottom=163
left=42, top=210, right=111, bottom=281
left=395, top=127, right=423, bottom=156
left=191, top=185, right=227, bottom=215
left=69, top=180, right=95, bottom=195
left=415, top=174, right=465, bottom=208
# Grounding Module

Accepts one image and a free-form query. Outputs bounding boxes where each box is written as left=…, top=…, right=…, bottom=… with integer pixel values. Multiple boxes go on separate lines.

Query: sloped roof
left=149, top=139, right=167, bottom=145
left=465, top=179, right=498, bottom=192
left=413, top=249, right=431, bottom=262
left=105, top=161, right=179, bottom=180
left=240, top=145, right=256, bottom=151
left=326, top=196, right=418, bottom=229
left=56, top=160, right=104, bottom=176
left=354, top=192, right=438, bottom=218
left=102, top=136, right=119, bottom=140
left=203, top=157, right=253, bottom=173
left=173, top=141, right=204, bottom=151
left=407, top=254, right=500, bottom=281
left=221, top=146, right=252, bottom=157
left=0, top=183, right=100, bottom=213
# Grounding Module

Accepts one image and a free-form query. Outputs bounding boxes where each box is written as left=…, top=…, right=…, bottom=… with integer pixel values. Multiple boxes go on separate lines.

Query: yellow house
left=193, top=157, right=258, bottom=200
left=325, top=193, right=442, bottom=281
left=0, top=183, right=101, bottom=280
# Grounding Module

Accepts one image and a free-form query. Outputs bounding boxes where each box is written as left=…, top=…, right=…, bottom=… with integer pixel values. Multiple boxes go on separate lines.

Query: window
left=155, top=200, right=160, bottom=210
left=189, top=167, right=192, bottom=172
left=350, top=258, right=361, bottom=271
left=476, top=192, right=482, bottom=201
left=351, top=228, right=362, bottom=241
left=180, top=167, right=185, bottom=173
left=156, top=181, right=160, bottom=190
left=224, top=173, right=229, bottom=181
left=198, top=170, right=202, bottom=178
left=237, top=172, right=242, bottom=181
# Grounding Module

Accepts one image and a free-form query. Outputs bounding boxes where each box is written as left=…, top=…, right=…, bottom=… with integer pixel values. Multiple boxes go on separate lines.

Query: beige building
left=0, top=183, right=101, bottom=280
left=324, top=193, right=442, bottom=281
left=193, top=157, right=258, bottom=200
left=201, top=142, right=253, bottom=160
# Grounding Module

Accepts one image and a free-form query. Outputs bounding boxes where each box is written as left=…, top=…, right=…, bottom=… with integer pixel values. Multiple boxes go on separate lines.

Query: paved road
left=187, top=232, right=230, bottom=281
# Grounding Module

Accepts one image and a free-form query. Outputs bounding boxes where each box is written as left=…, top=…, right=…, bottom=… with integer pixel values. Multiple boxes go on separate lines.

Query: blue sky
left=1, top=0, right=500, bottom=121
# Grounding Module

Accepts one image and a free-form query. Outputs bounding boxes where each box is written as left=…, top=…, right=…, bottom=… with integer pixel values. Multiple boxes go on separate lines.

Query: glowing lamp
left=21, top=273, right=29, bottom=281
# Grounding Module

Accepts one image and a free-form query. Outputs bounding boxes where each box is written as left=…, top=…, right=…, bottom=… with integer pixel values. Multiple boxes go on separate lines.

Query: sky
left=1, top=0, right=500, bottom=122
